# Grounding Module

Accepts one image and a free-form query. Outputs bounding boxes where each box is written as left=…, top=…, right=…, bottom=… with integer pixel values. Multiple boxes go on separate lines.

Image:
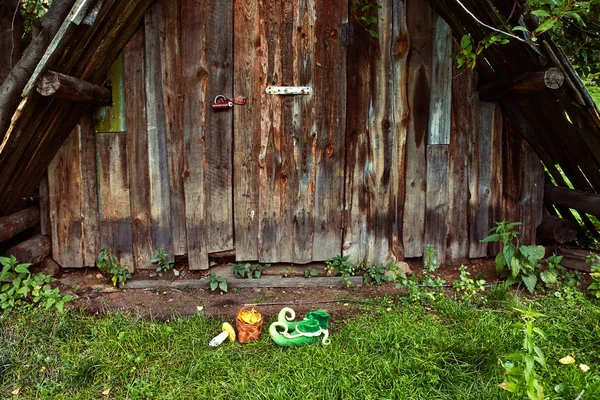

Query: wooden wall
left=45, top=0, right=544, bottom=271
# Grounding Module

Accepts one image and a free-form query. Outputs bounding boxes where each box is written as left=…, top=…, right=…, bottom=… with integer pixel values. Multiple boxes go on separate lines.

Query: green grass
left=589, top=86, right=600, bottom=107
left=1, top=288, right=599, bottom=399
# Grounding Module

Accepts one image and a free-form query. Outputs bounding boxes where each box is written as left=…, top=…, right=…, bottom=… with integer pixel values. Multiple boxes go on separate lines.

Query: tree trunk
left=0, top=0, right=76, bottom=142
left=6, top=234, right=51, bottom=264
left=0, top=0, right=23, bottom=84
left=0, top=207, right=40, bottom=243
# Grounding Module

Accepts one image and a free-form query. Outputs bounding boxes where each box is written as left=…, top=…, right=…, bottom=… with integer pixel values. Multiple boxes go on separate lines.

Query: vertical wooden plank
left=258, top=0, right=285, bottom=263
left=125, top=28, right=153, bottom=270
left=144, top=4, right=173, bottom=260
left=520, top=140, right=544, bottom=245
left=180, top=0, right=207, bottom=269
left=344, top=0, right=407, bottom=265
left=291, top=0, right=317, bottom=264
left=502, top=114, right=523, bottom=225
left=39, top=175, right=50, bottom=237
left=489, top=104, right=503, bottom=255
left=311, top=0, right=347, bottom=261
left=424, top=145, right=449, bottom=262
left=159, top=0, right=187, bottom=255
left=446, top=66, right=474, bottom=263
left=96, top=133, right=134, bottom=272
left=468, top=102, right=496, bottom=258
left=203, top=0, right=234, bottom=254
left=78, top=113, right=100, bottom=266
left=233, top=0, right=260, bottom=261
left=403, top=0, right=432, bottom=258
left=48, top=126, right=84, bottom=269
left=427, top=14, right=452, bottom=145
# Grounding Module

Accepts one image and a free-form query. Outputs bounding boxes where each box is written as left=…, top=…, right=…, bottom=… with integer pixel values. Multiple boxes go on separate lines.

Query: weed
left=96, top=248, right=131, bottom=288
left=282, top=266, right=293, bottom=277
left=304, top=267, right=318, bottom=278
left=453, top=265, right=486, bottom=301
left=232, top=263, right=268, bottom=279
left=499, top=306, right=546, bottom=400
left=151, top=250, right=179, bottom=276
left=0, top=255, right=72, bottom=313
left=396, top=245, right=445, bottom=304
left=350, top=0, right=381, bottom=38
left=482, top=221, right=547, bottom=293
left=587, top=253, right=600, bottom=298
left=205, top=271, right=227, bottom=293
left=325, top=255, right=357, bottom=288
left=363, top=264, right=387, bottom=286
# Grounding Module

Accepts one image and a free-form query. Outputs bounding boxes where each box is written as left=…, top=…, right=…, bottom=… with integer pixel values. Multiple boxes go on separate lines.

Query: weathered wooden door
left=233, top=0, right=347, bottom=264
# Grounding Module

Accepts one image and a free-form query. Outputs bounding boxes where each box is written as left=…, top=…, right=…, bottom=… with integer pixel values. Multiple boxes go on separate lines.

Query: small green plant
left=396, top=245, right=446, bottom=304
left=453, top=265, right=486, bottom=301
left=151, top=250, right=179, bottom=276
left=587, top=253, right=600, bottom=298
left=363, top=264, right=387, bottom=286
left=304, top=267, right=318, bottom=278
left=325, top=255, right=357, bottom=288
left=96, top=248, right=131, bottom=288
left=0, top=255, right=72, bottom=313
left=283, top=266, right=293, bottom=277
left=232, top=263, right=268, bottom=279
left=350, top=0, right=382, bottom=38
left=499, top=306, right=546, bottom=400
left=206, top=271, right=227, bottom=293
left=482, top=221, right=546, bottom=293
left=454, top=34, right=509, bottom=71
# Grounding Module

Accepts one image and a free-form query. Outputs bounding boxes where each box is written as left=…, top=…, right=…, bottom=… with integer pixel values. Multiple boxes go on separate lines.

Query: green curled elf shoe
left=269, top=307, right=331, bottom=347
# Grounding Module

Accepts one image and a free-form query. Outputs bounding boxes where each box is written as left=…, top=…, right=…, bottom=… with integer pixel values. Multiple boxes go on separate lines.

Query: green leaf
left=481, top=233, right=501, bottom=243
left=210, top=281, right=218, bottom=291
left=510, top=257, right=521, bottom=278
left=499, top=381, right=519, bottom=393
left=522, top=273, right=538, bottom=294
left=45, top=297, right=56, bottom=309
left=14, top=264, right=31, bottom=274
left=504, top=246, right=516, bottom=268
left=218, top=281, right=228, bottom=293
left=368, top=29, right=378, bottom=38
left=540, top=270, right=557, bottom=284
left=512, top=26, right=530, bottom=32
left=519, top=245, right=545, bottom=263
left=56, top=302, right=65, bottom=313
left=531, top=9, right=551, bottom=17
left=460, top=35, right=471, bottom=48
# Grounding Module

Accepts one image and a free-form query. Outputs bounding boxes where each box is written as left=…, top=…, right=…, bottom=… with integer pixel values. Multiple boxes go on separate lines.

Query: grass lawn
left=588, top=86, right=600, bottom=106
left=1, top=287, right=599, bottom=399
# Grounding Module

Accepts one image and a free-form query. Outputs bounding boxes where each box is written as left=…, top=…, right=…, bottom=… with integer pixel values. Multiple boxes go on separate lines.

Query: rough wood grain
left=311, top=0, right=347, bottom=261
left=144, top=4, right=174, bottom=261
left=233, top=0, right=260, bottom=261
left=78, top=113, right=100, bottom=266
left=6, top=235, right=51, bottom=265
left=501, top=113, right=524, bottom=226
left=159, top=0, right=187, bottom=255
left=424, top=145, right=449, bottom=263
left=36, top=70, right=112, bottom=105
left=403, top=0, right=432, bottom=258
left=344, top=0, right=408, bottom=265
left=124, top=28, right=153, bottom=270
left=0, top=207, right=40, bottom=243
left=180, top=0, right=210, bottom=270
left=427, top=14, right=452, bottom=145
left=520, top=141, right=545, bottom=245
left=48, top=125, right=83, bottom=268
left=468, top=102, right=497, bottom=258
left=39, top=176, right=50, bottom=236
left=96, top=133, right=134, bottom=272
left=489, top=102, right=503, bottom=256
left=446, top=65, right=474, bottom=262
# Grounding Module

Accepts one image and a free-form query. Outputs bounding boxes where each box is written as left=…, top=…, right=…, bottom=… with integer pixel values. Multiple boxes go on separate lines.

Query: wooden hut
left=1, top=0, right=598, bottom=273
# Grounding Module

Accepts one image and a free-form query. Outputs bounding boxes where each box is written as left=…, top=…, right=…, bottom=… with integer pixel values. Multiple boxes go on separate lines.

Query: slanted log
left=536, top=215, right=578, bottom=245
left=36, top=70, right=112, bottom=105
left=479, top=68, right=564, bottom=101
left=545, top=184, right=600, bottom=217
left=0, top=207, right=40, bottom=243
left=6, top=234, right=51, bottom=264
left=556, top=246, right=598, bottom=272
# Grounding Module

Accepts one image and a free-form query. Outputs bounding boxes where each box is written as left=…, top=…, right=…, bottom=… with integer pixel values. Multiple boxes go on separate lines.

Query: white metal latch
left=265, top=86, right=313, bottom=95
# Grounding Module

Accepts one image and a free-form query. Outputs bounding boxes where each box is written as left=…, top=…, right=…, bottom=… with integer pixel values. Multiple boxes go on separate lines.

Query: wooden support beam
left=0, top=207, right=40, bottom=243
left=545, top=184, right=600, bottom=217
left=479, top=68, right=564, bottom=101
left=536, top=215, right=578, bottom=246
left=6, top=234, right=51, bottom=264
left=556, top=246, right=599, bottom=272
left=37, top=70, right=112, bottom=105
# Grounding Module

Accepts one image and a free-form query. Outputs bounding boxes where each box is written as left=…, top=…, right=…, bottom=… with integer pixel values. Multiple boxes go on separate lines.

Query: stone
left=39, top=258, right=61, bottom=277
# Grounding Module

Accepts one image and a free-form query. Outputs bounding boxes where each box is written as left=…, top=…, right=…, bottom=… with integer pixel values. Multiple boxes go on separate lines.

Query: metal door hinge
left=341, top=22, right=354, bottom=46
left=265, top=86, right=312, bottom=95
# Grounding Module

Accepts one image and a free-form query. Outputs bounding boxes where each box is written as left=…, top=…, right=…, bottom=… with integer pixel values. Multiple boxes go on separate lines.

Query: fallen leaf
left=559, top=356, right=576, bottom=365
left=579, top=364, right=590, bottom=372
left=96, top=273, right=103, bottom=279
left=197, top=306, right=204, bottom=311
left=11, top=387, right=20, bottom=396
left=101, top=387, right=111, bottom=396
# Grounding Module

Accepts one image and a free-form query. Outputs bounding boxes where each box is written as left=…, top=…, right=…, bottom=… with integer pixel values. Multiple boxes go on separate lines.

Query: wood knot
left=281, top=175, right=288, bottom=184
left=396, top=38, right=409, bottom=55
left=382, top=120, right=391, bottom=130
left=325, top=145, right=334, bottom=158
left=196, top=68, right=208, bottom=79
left=328, top=28, right=337, bottom=39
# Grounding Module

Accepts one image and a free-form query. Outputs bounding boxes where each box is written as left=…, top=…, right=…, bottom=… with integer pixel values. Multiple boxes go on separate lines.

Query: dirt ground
left=58, top=258, right=500, bottom=322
